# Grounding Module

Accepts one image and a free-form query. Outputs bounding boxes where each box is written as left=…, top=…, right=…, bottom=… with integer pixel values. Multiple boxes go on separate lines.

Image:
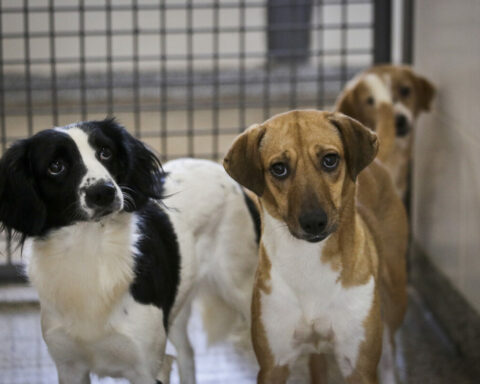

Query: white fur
left=26, top=157, right=258, bottom=383
left=163, top=159, right=257, bottom=326
left=60, top=127, right=124, bottom=218
left=364, top=73, right=392, bottom=104
left=26, top=213, right=167, bottom=383
left=260, top=211, right=375, bottom=378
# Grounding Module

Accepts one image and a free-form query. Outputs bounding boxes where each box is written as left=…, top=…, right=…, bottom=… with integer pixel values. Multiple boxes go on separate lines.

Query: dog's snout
left=395, top=114, right=409, bottom=137
left=299, top=209, right=328, bottom=236
left=85, top=181, right=116, bottom=208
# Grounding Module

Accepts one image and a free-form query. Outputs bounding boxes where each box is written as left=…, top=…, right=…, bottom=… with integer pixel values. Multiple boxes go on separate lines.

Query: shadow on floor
left=0, top=286, right=477, bottom=384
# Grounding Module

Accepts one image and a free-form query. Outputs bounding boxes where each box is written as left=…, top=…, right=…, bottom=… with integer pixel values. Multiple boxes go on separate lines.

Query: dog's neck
left=327, top=190, right=375, bottom=284
left=259, top=186, right=374, bottom=285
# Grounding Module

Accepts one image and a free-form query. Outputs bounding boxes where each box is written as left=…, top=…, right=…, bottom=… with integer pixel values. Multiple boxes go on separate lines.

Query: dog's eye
left=47, top=160, right=66, bottom=176
left=99, top=147, right=112, bottom=161
left=322, top=154, right=339, bottom=171
left=270, top=162, right=288, bottom=179
left=366, top=96, right=375, bottom=106
left=399, top=86, right=411, bottom=98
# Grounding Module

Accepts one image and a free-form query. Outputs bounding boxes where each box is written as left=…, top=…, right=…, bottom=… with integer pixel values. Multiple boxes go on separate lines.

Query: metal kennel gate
left=0, top=0, right=392, bottom=281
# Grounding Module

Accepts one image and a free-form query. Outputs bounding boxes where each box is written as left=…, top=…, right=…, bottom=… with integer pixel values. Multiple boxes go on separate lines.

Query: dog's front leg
left=42, top=320, right=91, bottom=384
left=251, top=285, right=290, bottom=384
left=335, top=299, right=382, bottom=384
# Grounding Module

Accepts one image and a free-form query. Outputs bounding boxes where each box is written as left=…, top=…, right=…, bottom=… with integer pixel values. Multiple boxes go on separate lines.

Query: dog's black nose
left=85, top=181, right=116, bottom=208
left=299, top=209, right=328, bottom=236
left=395, top=114, right=409, bottom=137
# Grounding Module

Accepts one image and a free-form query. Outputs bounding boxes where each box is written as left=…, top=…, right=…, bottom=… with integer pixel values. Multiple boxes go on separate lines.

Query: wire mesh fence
left=0, top=0, right=379, bottom=280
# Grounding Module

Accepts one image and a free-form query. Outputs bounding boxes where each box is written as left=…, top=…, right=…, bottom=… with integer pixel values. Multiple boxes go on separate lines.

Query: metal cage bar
left=0, top=0, right=386, bottom=280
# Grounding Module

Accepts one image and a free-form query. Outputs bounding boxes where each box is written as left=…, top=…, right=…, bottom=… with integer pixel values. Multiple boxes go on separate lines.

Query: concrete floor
left=0, top=285, right=477, bottom=384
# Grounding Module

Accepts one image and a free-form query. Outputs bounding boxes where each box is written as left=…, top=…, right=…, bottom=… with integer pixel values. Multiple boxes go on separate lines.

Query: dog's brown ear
left=414, top=74, right=436, bottom=112
left=329, top=113, right=378, bottom=181
left=336, top=89, right=358, bottom=120
left=224, top=123, right=266, bottom=196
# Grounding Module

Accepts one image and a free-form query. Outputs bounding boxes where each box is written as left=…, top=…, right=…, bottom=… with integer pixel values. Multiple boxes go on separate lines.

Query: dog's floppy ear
left=123, top=131, right=164, bottom=210
left=224, top=123, right=266, bottom=196
left=336, top=89, right=358, bottom=120
left=414, top=74, right=436, bottom=112
left=329, top=113, right=378, bottom=181
left=97, top=118, right=164, bottom=210
left=0, top=140, right=46, bottom=237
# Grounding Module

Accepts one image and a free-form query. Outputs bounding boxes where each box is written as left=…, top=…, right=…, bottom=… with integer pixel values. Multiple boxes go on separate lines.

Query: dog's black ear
left=123, top=131, right=164, bottom=210
left=224, top=123, right=266, bottom=196
left=329, top=113, right=378, bottom=181
left=414, top=74, right=436, bottom=112
left=0, top=140, right=46, bottom=237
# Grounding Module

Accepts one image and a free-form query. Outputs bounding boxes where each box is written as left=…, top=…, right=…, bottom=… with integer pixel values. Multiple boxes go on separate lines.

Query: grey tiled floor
left=0, top=300, right=308, bottom=384
left=0, top=287, right=477, bottom=384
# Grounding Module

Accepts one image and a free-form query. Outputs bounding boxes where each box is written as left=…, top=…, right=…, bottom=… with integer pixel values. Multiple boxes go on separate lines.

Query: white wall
left=412, top=0, right=480, bottom=312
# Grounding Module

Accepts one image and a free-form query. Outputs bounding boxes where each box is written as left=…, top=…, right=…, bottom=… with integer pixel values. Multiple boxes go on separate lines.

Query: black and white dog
left=0, top=119, right=258, bottom=384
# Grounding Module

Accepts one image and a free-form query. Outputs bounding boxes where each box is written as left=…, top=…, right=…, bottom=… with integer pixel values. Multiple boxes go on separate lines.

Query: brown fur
left=224, top=110, right=408, bottom=384
left=336, top=65, right=435, bottom=197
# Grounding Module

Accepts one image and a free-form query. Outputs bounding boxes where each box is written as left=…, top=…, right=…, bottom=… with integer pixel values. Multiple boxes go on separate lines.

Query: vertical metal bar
left=23, top=0, right=33, bottom=136
left=316, top=0, right=324, bottom=109
left=238, top=0, right=246, bottom=133
left=1, top=0, right=11, bottom=263
left=0, top=9, right=12, bottom=274
left=187, top=0, right=194, bottom=157
left=106, top=0, right=113, bottom=116
left=0, top=2, right=6, bottom=153
left=402, top=0, right=414, bottom=64
left=268, top=0, right=312, bottom=64
left=48, top=0, right=59, bottom=126
left=340, top=0, right=347, bottom=88
left=160, top=0, right=168, bottom=161
left=79, top=0, right=87, bottom=121
left=263, top=27, right=271, bottom=119
left=288, top=0, right=298, bottom=110
left=264, top=0, right=275, bottom=120
left=212, top=0, right=219, bottom=159
left=132, top=0, right=141, bottom=137
left=374, top=0, right=392, bottom=63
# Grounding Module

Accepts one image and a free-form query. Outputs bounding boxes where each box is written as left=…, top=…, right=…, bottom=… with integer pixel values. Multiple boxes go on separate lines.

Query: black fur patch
left=0, top=118, right=164, bottom=241
left=80, top=118, right=165, bottom=211
left=0, top=130, right=86, bottom=238
left=243, top=191, right=261, bottom=243
left=130, top=201, right=181, bottom=330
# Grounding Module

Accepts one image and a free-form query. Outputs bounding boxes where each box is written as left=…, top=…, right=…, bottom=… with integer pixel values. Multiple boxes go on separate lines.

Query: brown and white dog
left=224, top=110, right=408, bottom=384
left=335, top=65, right=435, bottom=198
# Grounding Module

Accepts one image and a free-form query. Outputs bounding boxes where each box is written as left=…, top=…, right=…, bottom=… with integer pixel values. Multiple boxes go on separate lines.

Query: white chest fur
left=26, top=213, right=140, bottom=339
left=260, top=212, right=375, bottom=376
left=25, top=213, right=169, bottom=380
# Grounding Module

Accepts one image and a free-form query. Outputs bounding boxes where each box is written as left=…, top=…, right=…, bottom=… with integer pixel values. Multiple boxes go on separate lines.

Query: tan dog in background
left=224, top=110, right=408, bottom=384
left=335, top=65, right=435, bottom=198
